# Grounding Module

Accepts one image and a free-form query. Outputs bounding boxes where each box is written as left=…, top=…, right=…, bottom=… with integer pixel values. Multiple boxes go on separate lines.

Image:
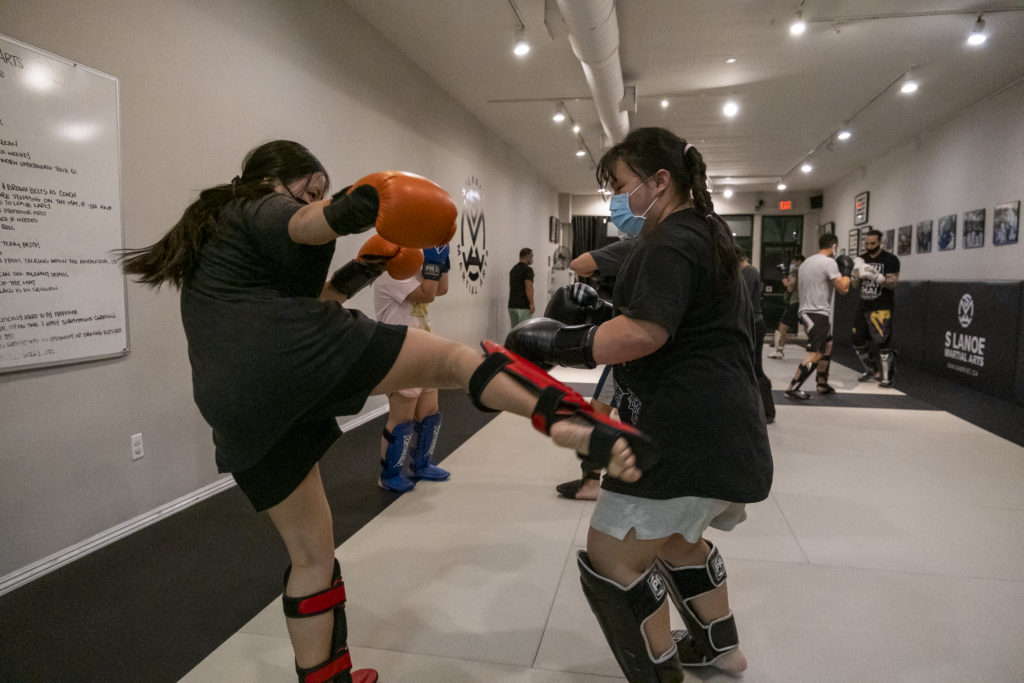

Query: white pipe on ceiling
left=555, top=0, right=630, bottom=146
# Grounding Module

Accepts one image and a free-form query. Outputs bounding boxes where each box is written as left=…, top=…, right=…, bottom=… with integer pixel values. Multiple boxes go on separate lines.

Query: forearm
left=883, top=274, right=899, bottom=289
left=591, top=315, right=668, bottom=365
left=406, top=279, right=439, bottom=304
left=525, top=281, right=534, bottom=308
left=287, top=200, right=337, bottom=245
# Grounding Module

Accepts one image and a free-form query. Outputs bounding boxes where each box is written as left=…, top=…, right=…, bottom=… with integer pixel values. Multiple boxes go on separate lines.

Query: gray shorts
left=590, top=490, right=748, bottom=543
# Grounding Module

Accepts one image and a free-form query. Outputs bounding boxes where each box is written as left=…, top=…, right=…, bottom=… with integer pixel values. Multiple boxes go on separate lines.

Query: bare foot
left=549, top=419, right=641, bottom=482
left=575, top=477, right=601, bottom=500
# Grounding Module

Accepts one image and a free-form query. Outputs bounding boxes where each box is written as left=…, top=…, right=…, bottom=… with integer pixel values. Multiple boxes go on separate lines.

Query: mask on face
left=609, top=180, right=657, bottom=236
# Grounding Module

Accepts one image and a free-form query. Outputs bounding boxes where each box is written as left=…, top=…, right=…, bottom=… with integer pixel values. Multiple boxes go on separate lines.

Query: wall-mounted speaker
left=810, top=194, right=823, bottom=209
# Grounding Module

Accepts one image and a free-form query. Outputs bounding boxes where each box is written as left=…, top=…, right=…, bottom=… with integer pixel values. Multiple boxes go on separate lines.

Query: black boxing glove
left=505, top=317, right=597, bottom=369
left=322, top=184, right=380, bottom=236
left=544, top=283, right=614, bottom=326
left=836, top=254, right=854, bottom=278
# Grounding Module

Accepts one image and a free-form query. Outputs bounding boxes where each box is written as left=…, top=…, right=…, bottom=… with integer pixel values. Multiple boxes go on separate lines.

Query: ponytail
left=599, top=128, right=739, bottom=291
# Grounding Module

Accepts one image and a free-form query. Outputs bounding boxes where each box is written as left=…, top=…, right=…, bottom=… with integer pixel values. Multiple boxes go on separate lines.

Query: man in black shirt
left=851, top=229, right=901, bottom=387
left=508, top=247, right=534, bottom=326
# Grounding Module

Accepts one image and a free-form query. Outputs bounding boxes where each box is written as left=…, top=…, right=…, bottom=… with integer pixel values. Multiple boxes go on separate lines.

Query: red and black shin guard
left=468, top=340, right=656, bottom=470
left=282, top=560, right=377, bottom=683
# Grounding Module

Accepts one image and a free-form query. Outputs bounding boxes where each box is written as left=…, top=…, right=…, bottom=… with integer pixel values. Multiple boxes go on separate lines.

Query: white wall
left=0, top=0, right=559, bottom=580
left=819, top=80, right=1024, bottom=281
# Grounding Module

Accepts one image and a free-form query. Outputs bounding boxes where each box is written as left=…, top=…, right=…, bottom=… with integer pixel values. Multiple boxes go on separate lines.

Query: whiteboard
left=0, top=35, right=127, bottom=373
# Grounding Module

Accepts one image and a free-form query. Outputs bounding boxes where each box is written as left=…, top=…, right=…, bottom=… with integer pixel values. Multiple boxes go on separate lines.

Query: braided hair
left=118, top=140, right=328, bottom=288
left=596, top=127, right=739, bottom=290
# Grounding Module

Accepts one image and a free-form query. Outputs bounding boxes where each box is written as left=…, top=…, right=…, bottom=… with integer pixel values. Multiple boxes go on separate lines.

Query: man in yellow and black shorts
left=850, top=229, right=901, bottom=388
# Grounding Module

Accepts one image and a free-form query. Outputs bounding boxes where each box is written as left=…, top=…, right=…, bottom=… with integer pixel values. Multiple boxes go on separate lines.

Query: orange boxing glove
left=352, top=171, right=458, bottom=249
left=359, top=234, right=424, bottom=280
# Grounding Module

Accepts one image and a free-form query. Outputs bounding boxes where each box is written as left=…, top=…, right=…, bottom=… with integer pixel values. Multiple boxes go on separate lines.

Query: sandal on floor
left=556, top=469, right=601, bottom=500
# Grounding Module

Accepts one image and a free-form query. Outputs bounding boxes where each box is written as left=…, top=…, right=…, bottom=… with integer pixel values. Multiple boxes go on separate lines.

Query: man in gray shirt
left=784, top=233, right=852, bottom=400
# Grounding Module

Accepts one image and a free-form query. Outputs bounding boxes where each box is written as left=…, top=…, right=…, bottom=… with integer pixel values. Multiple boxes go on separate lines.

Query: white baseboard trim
left=0, top=405, right=390, bottom=597
left=0, top=475, right=237, bottom=597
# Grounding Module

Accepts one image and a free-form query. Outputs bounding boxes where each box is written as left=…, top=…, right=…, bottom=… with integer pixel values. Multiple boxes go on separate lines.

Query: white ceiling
left=345, top=1, right=1024, bottom=196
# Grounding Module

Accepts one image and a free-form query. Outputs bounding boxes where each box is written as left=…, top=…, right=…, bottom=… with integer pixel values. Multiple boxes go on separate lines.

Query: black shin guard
left=578, top=551, right=683, bottom=683
left=659, top=541, right=739, bottom=668
left=283, top=560, right=377, bottom=683
left=790, top=362, right=814, bottom=391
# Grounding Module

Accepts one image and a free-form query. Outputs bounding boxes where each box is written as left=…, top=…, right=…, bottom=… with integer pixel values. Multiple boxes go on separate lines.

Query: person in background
left=508, top=247, right=534, bottom=327
left=554, top=237, right=637, bottom=501
left=767, top=254, right=804, bottom=359
left=736, top=248, right=775, bottom=424
left=850, top=229, right=901, bottom=387
left=784, top=234, right=852, bottom=400
left=373, top=244, right=453, bottom=492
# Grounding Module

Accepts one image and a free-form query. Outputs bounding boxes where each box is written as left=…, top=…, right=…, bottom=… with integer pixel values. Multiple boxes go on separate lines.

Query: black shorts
left=852, top=308, right=893, bottom=349
left=233, top=323, right=407, bottom=511
left=779, top=301, right=799, bottom=329
left=800, top=312, right=832, bottom=354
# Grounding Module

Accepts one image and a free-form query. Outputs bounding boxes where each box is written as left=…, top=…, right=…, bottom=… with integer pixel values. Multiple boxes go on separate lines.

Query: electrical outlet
left=131, top=433, right=144, bottom=461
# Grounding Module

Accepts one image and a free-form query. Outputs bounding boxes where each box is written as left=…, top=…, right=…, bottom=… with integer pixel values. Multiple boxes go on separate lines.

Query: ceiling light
left=777, top=182, right=787, bottom=191
left=790, top=11, right=806, bottom=36
left=801, top=163, right=813, bottom=173
left=723, top=188, right=734, bottom=198
left=723, top=100, right=739, bottom=117
left=661, top=98, right=669, bottom=109
left=967, top=15, right=987, bottom=46
left=726, top=58, right=737, bottom=64
left=572, top=123, right=580, bottom=134
left=513, top=28, right=530, bottom=56
left=837, top=129, right=851, bottom=141
left=575, top=143, right=586, bottom=157
left=552, top=102, right=566, bottom=123
left=900, top=70, right=918, bottom=94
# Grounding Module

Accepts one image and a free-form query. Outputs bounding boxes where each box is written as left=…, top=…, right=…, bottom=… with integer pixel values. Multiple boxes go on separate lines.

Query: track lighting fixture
left=967, top=15, right=987, bottom=45
left=801, top=163, right=813, bottom=173
left=552, top=102, right=566, bottom=123
left=836, top=129, right=851, bottom=141
left=900, top=69, right=918, bottom=94
left=513, top=27, right=530, bottom=56
left=790, top=11, right=807, bottom=36
left=777, top=182, right=787, bottom=191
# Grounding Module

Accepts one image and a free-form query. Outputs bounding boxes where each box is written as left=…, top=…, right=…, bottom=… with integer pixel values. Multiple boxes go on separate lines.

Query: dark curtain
left=572, top=215, right=605, bottom=259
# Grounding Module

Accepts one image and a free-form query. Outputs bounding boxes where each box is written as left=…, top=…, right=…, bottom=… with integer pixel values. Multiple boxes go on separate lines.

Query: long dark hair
left=118, top=140, right=328, bottom=288
left=596, top=127, right=739, bottom=290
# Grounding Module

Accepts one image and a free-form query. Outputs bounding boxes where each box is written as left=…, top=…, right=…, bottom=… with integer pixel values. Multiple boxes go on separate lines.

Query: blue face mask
left=609, top=180, right=657, bottom=236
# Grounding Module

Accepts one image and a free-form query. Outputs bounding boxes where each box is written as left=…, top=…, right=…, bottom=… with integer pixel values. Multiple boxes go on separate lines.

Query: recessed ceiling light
left=900, top=79, right=918, bottom=94
left=572, top=124, right=580, bottom=134
left=777, top=183, right=787, bottom=191
left=661, top=98, right=669, bottom=109
left=837, top=130, right=852, bottom=141
left=726, top=58, right=737, bottom=64
left=801, top=163, right=813, bottom=173
left=723, top=100, right=739, bottom=117
left=723, top=188, right=734, bottom=198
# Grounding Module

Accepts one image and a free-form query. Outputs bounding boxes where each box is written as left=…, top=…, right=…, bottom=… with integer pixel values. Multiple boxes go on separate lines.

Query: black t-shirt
left=857, top=250, right=900, bottom=311
left=739, top=264, right=763, bottom=322
left=508, top=261, right=534, bottom=308
left=606, top=209, right=773, bottom=502
left=180, top=193, right=380, bottom=472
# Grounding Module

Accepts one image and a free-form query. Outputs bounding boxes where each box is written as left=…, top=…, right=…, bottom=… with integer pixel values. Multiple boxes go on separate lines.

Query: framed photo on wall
left=854, top=191, right=869, bottom=225
left=818, top=221, right=835, bottom=237
left=963, top=209, right=985, bottom=248
left=915, top=219, right=933, bottom=253
left=993, top=201, right=1019, bottom=246
left=883, top=229, right=895, bottom=252
left=937, top=214, right=957, bottom=251
left=847, top=228, right=860, bottom=255
left=897, top=225, right=912, bottom=255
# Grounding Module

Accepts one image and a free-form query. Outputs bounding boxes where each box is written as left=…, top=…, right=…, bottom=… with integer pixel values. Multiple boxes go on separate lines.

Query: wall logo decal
left=455, top=176, right=488, bottom=295
left=957, top=293, right=974, bottom=329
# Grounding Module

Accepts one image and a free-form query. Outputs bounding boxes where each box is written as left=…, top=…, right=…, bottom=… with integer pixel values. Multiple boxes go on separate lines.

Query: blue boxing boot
left=379, top=421, right=416, bottom=492
left=411, top=412, right=451, bottom=481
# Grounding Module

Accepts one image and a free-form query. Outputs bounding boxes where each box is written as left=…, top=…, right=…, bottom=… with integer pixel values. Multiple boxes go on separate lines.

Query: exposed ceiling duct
left=553, top=0, right=630, bottom=147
